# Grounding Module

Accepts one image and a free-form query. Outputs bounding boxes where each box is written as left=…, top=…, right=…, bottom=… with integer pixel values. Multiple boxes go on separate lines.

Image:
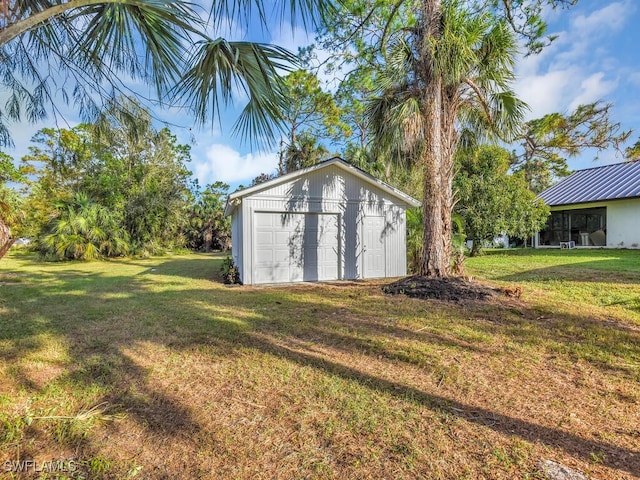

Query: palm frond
left=176, top=38, right=297, bottom=145
left=69, top=0, right=199, bottom=96
left=211, top=0, right=334, bottom=32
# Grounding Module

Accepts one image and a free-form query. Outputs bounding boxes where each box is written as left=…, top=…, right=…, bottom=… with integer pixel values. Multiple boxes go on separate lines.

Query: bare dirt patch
left=382, top=275, right=518, bottom=302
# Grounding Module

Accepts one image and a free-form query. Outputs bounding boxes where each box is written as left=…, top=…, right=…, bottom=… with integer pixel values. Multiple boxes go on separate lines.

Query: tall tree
left=281, top=70, right=344, bottom=147
left=322, top=0, right=577, bottom=277
left=89, top=100, right=193, bottom=251
left=334, top=68, right=375, bottom=152
left=454, top=145, right=549, bottom=255
left=279, top=133, right=330, bottom=174
left=186, top=181, right=231, bottom=252
left=0, top=152, right=25, bottom=258
left=22, top=101, right=194, bottom=257
left=277, top=70, right=344, bottom=174
left=369, top=1, right=525, bottom=276
left=624, top=138, right=640, bottom=160
left=0, top=0, right=332, bottom=147
left=512, top=101, right=631, bottom=193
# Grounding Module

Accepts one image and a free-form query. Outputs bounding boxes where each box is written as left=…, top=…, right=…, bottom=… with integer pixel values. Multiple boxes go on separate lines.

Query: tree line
left=2, top=101, right=231, bottom=260
left=1, top=0, right=638, bottom=272
left=259, top=62, right=631, bottom=261
left=2, top=64, right=635, bottom=265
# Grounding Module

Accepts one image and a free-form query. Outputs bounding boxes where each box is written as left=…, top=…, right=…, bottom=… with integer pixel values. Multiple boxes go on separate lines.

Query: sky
left=4, top=0, right=640, bottom=191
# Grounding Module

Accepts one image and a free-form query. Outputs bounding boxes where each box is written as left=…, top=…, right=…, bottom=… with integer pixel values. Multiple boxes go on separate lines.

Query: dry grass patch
left=0, top=249, right=638, bottom=479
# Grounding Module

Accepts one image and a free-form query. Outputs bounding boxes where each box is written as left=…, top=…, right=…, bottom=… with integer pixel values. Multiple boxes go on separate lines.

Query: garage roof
left=538, top=160, right=640, bottom=206
left=224, top=157, right=421, bottom=216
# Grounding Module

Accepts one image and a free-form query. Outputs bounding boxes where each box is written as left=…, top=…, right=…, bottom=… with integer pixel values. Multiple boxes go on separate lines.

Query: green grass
left=468, top=248, right=640, bottom=322
left=0, top=249, right=638, bottom=479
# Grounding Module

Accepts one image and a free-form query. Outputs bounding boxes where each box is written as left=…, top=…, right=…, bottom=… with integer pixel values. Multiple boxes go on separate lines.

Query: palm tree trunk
left=418, top=0, right=450, bottom=278
left=203, top=220, right=213, bottom=252
left=420, top=79, right=449, bottom=277
left=0, top=0, right=126, bottom=47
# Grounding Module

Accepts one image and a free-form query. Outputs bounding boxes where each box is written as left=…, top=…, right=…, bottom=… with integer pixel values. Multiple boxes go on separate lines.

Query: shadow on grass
left=244, top=332, right=640, bottom=475
left=1, top=254, right=639, bottom=477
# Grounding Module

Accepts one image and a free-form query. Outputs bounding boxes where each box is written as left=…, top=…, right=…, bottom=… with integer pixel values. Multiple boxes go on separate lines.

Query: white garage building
left=224, top=157, right=420, bottom=284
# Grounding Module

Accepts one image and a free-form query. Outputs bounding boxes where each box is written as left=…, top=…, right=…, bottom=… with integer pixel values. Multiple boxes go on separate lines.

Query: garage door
left=254, top=212, right=339, bottom=284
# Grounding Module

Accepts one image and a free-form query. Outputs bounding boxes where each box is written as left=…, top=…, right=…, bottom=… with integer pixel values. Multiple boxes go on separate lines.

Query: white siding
left=606, top=199, right=640, bottom=248
left=230, top=210, right=244, bottom=282
left=233, top=164, right=412, bottom=283
left=384, top=209, right=407, bottom=277
left=241, top=198, right=253, bottom=284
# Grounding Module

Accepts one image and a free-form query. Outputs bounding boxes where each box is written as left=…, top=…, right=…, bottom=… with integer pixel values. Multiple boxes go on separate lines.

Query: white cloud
left=515, top=68, right=575, bottom=119
left=572, top=1, right=630, bottom=36
left=514, top=1, right=631, bottom=120
left=516, top=68, right=617, bottom=120
left=552, top=2, right=632, bottom=68
left=568, top=72, right=618, bottom=110
left=196, top=143, right=279, bottom=183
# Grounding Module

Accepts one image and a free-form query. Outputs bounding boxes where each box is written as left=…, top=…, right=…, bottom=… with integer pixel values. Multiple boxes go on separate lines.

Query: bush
left=221, top=256, right=240, bottom=284
left=36, top=192, right=129, bottom=260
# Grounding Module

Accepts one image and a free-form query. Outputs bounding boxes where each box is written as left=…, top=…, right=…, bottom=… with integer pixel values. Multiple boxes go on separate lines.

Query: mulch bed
left=382, top=275, right=520, bottom=303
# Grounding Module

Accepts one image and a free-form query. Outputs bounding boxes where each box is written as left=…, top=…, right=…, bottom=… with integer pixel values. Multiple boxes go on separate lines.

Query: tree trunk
left=470, top=237, right=481, bottom=256
left=0, top=238, right=16, bottom=260
left=419, top=0, right=450, bottom=278
left=203, top=224, right=213, bottom=252
left=420, top=89, right=448, bottom=276
left=0, top=218, right=13, bottom=261
left=0, top=0, right=128, bottom=47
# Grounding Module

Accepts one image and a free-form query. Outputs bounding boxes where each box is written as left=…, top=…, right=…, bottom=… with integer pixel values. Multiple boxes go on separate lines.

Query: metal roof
left=538, top=160, right=640, bottom=206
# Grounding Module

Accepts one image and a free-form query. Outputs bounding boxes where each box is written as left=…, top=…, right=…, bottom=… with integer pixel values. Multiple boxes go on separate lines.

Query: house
left=224, top=157, right=421, bottom=284
left=536, top=160, right=640, bottom=248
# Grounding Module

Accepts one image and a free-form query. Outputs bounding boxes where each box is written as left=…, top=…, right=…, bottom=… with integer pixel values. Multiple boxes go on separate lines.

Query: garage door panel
left=290, top=266, right=303, bottom=282
left=256, top=231, right=273, bottom=244
left=274, top=247, right=292, bottom=263
left=275, top=231, right=291, bottom=244
left=255, top=247, right=274, bottom=263
left=254, top=212, right=339, bottom=284
left=256, top=214, right=275, bottom=227
left=255, top=266, right=289, bottom=283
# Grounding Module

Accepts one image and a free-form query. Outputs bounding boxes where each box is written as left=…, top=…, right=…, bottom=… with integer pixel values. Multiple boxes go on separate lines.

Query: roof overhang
left=224, top=157, right=421, bottom=217
left=545, top=195, right=640, bottom=209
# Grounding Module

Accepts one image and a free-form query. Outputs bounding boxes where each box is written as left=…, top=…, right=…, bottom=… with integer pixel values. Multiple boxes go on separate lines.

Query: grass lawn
left=0, top=248, right=638, bottom=479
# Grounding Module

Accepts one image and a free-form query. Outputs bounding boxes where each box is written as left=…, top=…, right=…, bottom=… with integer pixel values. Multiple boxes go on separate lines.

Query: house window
left=539, top=207, right=606, bottom=246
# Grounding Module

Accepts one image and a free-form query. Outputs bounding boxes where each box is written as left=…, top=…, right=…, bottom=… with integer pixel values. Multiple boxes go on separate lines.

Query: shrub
left=36, top=192, right=129, bottom=260
left=221, top=256, right=240, bottom=284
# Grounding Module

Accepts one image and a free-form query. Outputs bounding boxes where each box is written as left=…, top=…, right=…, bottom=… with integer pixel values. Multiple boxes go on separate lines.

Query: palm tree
left=278, top=133, right=330, bottom=174
left=0, top=0, right=332, bottom=147
left=38, top=192, right=129, bottom=260
left=367, top=0, right=526, bottom=276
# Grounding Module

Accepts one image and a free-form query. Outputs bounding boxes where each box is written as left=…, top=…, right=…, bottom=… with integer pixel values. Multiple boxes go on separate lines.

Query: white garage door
left=254, top=212, right=339, bottom=284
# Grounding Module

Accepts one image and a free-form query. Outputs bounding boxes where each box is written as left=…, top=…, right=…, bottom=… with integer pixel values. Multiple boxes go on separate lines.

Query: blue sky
left=4, top=0, right=640, bottom=190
